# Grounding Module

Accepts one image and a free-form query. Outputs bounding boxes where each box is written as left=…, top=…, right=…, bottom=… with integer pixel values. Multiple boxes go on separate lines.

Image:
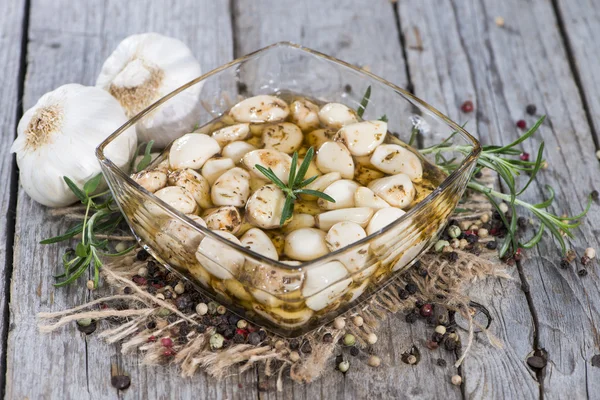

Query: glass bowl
left=96, top=42, right=481, bottom=337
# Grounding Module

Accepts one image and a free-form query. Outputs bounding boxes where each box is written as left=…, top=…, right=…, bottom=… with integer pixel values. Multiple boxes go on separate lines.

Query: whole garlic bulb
left=10, top=84, right=137, bottom=207
left=96, top=33, right=202, bottom=148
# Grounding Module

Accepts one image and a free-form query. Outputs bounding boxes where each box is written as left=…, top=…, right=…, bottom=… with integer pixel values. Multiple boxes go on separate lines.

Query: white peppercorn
left=585, top=247, right=596, bottom=260
left=174, top=281, right=185, bottom=294
left=196, top=303, right=208, bottom=315
left=338, top=360, right=350, bottom=373
left=352, top=316, right=364, bottom=327
left=368, top=355, right=381, bottom=367
left=367, top=333, right=378, bottom=344
left=451, top=375, right=463, bottom=385
left=333, top=317, right=346, bottom=330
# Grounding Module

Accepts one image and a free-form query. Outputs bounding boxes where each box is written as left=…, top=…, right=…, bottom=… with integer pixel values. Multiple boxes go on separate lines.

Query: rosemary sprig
left=255, top=147, right=335, bottom=225
left=356, top=85, right=371, bottom=118
left=420, top=116, right=591, bottom=257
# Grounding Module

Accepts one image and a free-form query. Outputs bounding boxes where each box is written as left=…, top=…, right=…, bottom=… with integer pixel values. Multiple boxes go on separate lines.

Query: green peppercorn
left=157, top=308, right=171, bottom=317
left=343, top=333, right=356, bottom=346
left=210, top=333, right=224, bottom=350
left=208, top=301, right=218, bottom=315
left=447, top=225, right=461, bottom=238
left=77, top=318, right=92, bottom=327
left=338, top=360, right=350, bottom=373
left=216, top=305, right=227, bottom=315
left=434, top=240, right=450, bottom=253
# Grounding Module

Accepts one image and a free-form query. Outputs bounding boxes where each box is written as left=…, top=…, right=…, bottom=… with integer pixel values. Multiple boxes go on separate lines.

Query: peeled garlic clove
left=245, top=184, right=286, bottom=229
left=204, top=206, right=242, bottom=234
left=96, top=33, right=202, bottom=148
left=366, top=207, right=406, bottom=235
left=240, top=228, right=279, bottom=260
left=284, top=228, right=329, bottom=261
left=154, top=186, right=197, bottom=214
left=305, top=128, right=337, bottom=149
left=354, top=186, right=390, bottom=209
left=211, top=167, right=251, bottom=207
left=242, top=149, right=292, bottom=184
left=290, top=99, right=320, bottom=131
left=211, top=123, right=251, bottom=146
left=299, top=172, right=341, bottom=201
left=370, top=144, right=423, bottom=179
left=132, top=170, right=167, bottom=193
left=354, top=164, right=385, bottom=186
left=326, top=221, right=370, bottom=274
left=169, top=133, right=220, bottom=170
left=229, top=95, right=289, bottom=123
left=318, top=179, right=359, bottom=210
left=222, top=141, right=256, bottom=164
left=262, top=122, right=303, bottom=154
left=250, top=289, right=283, bottom=307
left=196, top=231, right=244, bottom=280
left=240, top=262, right=303, bottom=294
left=282, top=213, right=315, bottom=233
left=318, top=103, right=359, bottom=129
left=161, top=215, right=206, bottom=252
left=315, top=142, right=354, bottom=179
left=368, top=174, right=415, bottom=209
left=169, top=168, right=212, bottom=209
left=303, top=261, right=352, bottom=311
left=315, top=207, right=374, bottom=231
left=201, top=157, right=235, bottom=185
left=337, top=120, right=387, bottom=156
left=253, top=303, right=314, bottom=326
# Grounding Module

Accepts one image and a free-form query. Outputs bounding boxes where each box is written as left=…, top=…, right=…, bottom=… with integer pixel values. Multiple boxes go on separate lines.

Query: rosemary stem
left=81, top=199, right=92, bottom=246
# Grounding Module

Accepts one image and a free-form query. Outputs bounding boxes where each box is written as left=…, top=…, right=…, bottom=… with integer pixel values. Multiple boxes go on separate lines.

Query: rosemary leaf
left=357, top=85, right=371, bottom=118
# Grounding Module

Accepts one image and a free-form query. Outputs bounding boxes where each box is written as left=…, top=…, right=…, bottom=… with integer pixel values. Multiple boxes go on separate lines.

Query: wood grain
left=4, top=1, right=257, bottom=399
left=0, top=0, right=26, bottom=396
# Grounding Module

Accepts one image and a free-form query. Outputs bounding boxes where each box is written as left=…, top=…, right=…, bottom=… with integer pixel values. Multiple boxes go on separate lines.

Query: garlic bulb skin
left=10, top=84, right=137, bottom=207
left=96, top=33, right=202, bottom=148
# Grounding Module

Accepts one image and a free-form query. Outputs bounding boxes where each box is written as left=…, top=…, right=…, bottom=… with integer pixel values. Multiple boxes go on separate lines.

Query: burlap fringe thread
left=37, top=247, right=508, bottom=388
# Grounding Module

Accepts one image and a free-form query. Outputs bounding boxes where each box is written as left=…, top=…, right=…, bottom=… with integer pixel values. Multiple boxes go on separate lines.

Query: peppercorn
left=405, top=312, right=418, bottom=324
left=350, top=346, right=360, bottom=357
left=223, top=328, right=236, bottom=339
left=460, top=100, right=474, bottom=113
left=526, top=355, right=547, bottom=369
left=76, top=318, right=97, bottom=334
left=210, top=333, right=224, bottom=350
left=418, top=267, right=428, bottom=277
left=592, top=190, right=599, bottom=201
left=146, top=320, right=156, bottom=330
left=333, top=317, right=346, bottom=330
left=451, top=375, right=462, bottom=386
left=111, top=374, right=131, bottom=390
left=578, top=265, right=588, bottom=277
left=559, top=259, right=570, bottom=269
left=161, top=337, right=173, bottom=347
left=195, top=303, right=208, bottom=316
left=338, top=360, right=350, bottom=373
left=175, top=294, right=193, bottom=311
left=258, top=329, right=268, bottom=342
left=585, top=247, right=596, bottom=260
left=248, top=332, right=261, bottom=345
left=323, top=333, right=333, bottom=343
left=343, top=334, right=356, bottom=346
left=136, top=249, right=150, bottom=261
left=435, top=240, right=450, bottom=253
left=444, top=337, right=458, bottom=351
left=196, top=324, right=207, bottom=333
left=208, top=301, right=218, bottom=315
left=237, top=320, right=248, bottom=329
left=415, top=299, right=425, bottom=308
left=289, top=338, right=300, bottom=350
left=352, top=316, right=364, bottom=327
left=465, top=234, right=478, bottom=244
left=432, top=332, right=444, bottom=343
left=232, top=333, right=245, bottom=344
left=289, top=351, right=301, bottom=362
left=446, top=252, right=459, bottom=263
left=447, top=225, right=461, bottom=238
left=516, top=120, right=526, bottom=130
left=368, top=355, right=381, bottom=367
left=420, top=304, right=433, bottom=317
left=436, top=358, right=447, bottom=367
left=216, top=305, right=226, bottom=315
left=405, top=283, right=418, bottom=295
left=367, top=333, right=378, bottom=344
left=398, top=288, right=410, bottom=300
left=526, top=104, right=537, bottom=115
left=407, top=355, right=417, bottom=365
left=486, top=240, right=498, bottom=250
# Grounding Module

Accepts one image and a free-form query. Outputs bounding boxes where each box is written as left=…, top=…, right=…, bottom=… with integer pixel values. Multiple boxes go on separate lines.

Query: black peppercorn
left=136, top=249, right=150, bottom=261
left=486, top=241, right=498, bottom=250
left=179, top=322, right=190, bottom=336
left=344, top=84, right=352, bottom=93
left=426, top=315, right=437, bottom=325
left=350, top=346, right=360, bottom=356
left=167, top=314, right=178, bottom=324
left=444, top=338, right=458, bottom=351
left=592, top=190, right=599, bottom=201
left=233, top=333, right=246, bottom=344
left=202, top=315, right=212, bottom=325
left=525, top=104, right=537, bottom=115
left=248, top=332, right=261, bottom=345
left=418, top=267, right=428, bottom=277
left=217, top=323, right=229, bottom=334
left=517, top=217, right=528, bottom=229
left=432, top=332, right=444, bottom=343
left=405, top=283, right=418, bottom=295
left=398, top=289, right=410, bottom=300
left=147, top=260, right=158, bottom=275
left=123, top=287, right=132, bottom=295
left=223, top=328, right=236, bottom=339
left=493, top=211, right=502, bottom=220
left=415, top=299, right=424, bottom=308
left=436, top=358, right=447, bottom=367
left=474, top=170, right=483, bottom=178
left=405, top=312, right=418, bottom=324
left=175, top=294, right=193, bottom=311
left=146, top=286, right=157, bottom=295
left=111, top=375, right=131, bottom=390
left=560, top=259, right=570, bottom=269
left=446, top=252, right=459, bottom=263
left=323, top=333, right=333, bottom=343
left=465, top=234, right=478, bottom=244
left=146, top=320, right=156, bottom=330
left=300, top=340, right=312, bottom=354
left=228, top=314, right=241, bottom=326
left=289, top=338, right=300, bottom=350
left=196, top=324, right=207, bottom=333
left=258, top=329, right=268, bottom=341
left=163, top=290, right=172, bottom=300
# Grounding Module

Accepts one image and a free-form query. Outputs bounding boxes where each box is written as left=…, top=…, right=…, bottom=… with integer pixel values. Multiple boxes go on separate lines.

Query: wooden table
left=2, top=0, right=600, bottom=398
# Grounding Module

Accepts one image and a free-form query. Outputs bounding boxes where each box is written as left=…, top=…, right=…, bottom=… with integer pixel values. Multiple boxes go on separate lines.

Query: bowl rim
left=97, top=41, right=481, bottom=271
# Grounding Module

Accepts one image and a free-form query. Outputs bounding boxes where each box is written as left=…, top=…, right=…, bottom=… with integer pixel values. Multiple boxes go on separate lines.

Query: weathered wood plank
left=402, top=0, right=600, bottom=398
left=397, top=1, right=540, bottom=398
left=0, top=0, right=26, bottom=395
left=5, top=1, right=257, bottom=399
left=234, top=1, right=461, bottom=399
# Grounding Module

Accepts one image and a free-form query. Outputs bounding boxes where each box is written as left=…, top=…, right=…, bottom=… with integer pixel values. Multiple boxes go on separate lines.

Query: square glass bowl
left=96, top=42, right=481, bottom=337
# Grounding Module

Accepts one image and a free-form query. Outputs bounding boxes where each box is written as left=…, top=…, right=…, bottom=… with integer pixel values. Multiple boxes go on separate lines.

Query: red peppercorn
left=514, top=248, right=523, bottom=261
left=236, top=328, right=248, bottom=336
left=420, top=304, right=433, bottom=317
left=520, top=152, right=530, bottom=161
left=246, top=325, right=257, bottom=333
left=516, top=120, right=527, bottom=129
left=147, top=335, right=157, bottom=343
left=163, top=349, right=175, bottom=357
left=132, top=275, right=147, bottom=285
left=161, top=337, right=173, bottom=347
left=461, top=100, right=474, bottom=113
left=464, top=230, right=475, bottom=236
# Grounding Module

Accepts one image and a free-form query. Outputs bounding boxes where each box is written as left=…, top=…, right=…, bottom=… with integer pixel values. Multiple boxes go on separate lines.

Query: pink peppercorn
left=520, top=152, right=530, bottom=161
left=147, top=335, right=157, bottom=343
left=163, top=349, right=175, bottom=357
left=161, top=337, right=173, bottom=347
left=516, top=120, right=527, bottom=129
left=461, top=100, right=474, bottom=113
left=420, top=304, right=433, bottom=317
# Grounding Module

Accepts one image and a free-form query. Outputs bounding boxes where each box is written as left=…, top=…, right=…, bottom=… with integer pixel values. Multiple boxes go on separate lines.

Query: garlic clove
left=222, top=141, right=257, bottom=164
left=250, top=289, right=284, bottom=307
left=132, top=170, right=167, bottom=193
left=169, top=133, right=220, bottom=170
left=229, top=95, right=289, bottom=123
left=290, top=99, right=320, bottom=131
left=204, top=206, right=242, bottom=235
left=370, top=144, right=423, bottom=179
left=161, top=215, right=206, bottom=252
left=366, top=207, right=406, bottom=235
left=211, top=123, right=251, bottom=146
left=245, top=184, right=286, bottom=229
left=318, top=103, right=359, bottom=129
left=240, top=262, right=303, bottom=294
left=201, top=157, right=235, bottom=185
left=224, top=279, right=253, bottom=302
left=305, top=128, right=337, bottom=149
left=303, top=261, right=352, bottom=311
left=242, top=149, right=292, bottom=184
left=299, top=172, right=341, bottom=201
left=326, top=221, right=371, bottom=274
left=284, top=228, right=329, bottom=261
left=318, top=179, right=359, bottom=210
left=211, top=167, right=251, bottom=207
left=240, top=228, right=279, bottom=260
left=262, top=122, right=303, bottom=154
left=337, top=120, right=387, bottom=156
left=282, top=213, right=316, bottom=233
left=253, top=303, right=314, bottom=326
left=368, top=174, right=416, bottom=209
left=11, top=84, right=137, bottom=208
left=315, top=142, right=354, bottom=179
left=354, top=164, right=385, bottom=186
left=195, top=230, right=244, bottom=280
left=354, top=186, right=391, bottom=209
left=168, top=168, right=212, bottom=209
left=153, top=186, right=197, bottom=214
left=315, top=207, right=374, bottom=231
left=96, top=33, right=203, bottom=148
